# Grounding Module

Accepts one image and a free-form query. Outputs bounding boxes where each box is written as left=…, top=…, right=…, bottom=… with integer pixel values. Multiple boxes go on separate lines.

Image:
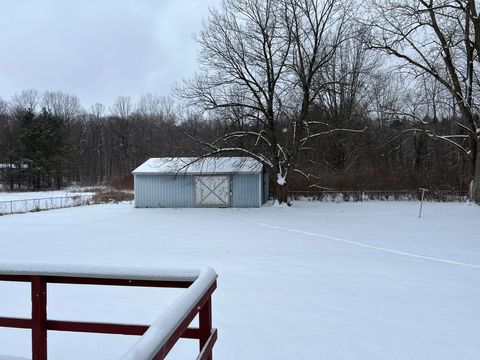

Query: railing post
left=199, top=297, right=213, bottom=360
left=31, top=276, right=47, bottom=360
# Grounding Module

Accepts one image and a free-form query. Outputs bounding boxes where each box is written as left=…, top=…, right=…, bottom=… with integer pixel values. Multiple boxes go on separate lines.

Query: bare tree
left=110, top=96, right=133, bottom=176
left=136, top=93, right=175, bottom=122
left=42, top=91, right=81, bottom=121
left=0, top=97, right=7, bottom=114
left=11, top=89, right=40, bottom=113
left=367, top=0, right=480, bottom=201
left=179, top=0, right=358, bottom=203
left=110, top=96, right=132, bottom=119
left=368, top=71, right=405, bottom=127
left=90, top=103, right=106, bottom=120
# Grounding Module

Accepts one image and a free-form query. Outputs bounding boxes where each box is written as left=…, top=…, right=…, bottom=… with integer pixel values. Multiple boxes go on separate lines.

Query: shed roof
left=132, top=157, right=263, bottom=175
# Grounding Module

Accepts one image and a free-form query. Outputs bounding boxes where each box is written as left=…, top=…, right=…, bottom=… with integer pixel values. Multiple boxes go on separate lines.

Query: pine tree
left=20, top=108, right=68, bottom=189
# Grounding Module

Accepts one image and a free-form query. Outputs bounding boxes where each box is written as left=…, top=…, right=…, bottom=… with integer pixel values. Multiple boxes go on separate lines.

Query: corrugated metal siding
left=134, top=175, right=195, bottom=208
left=232, top=174, right=261, bottom=207
left=135, top=173, right=262, bottom=208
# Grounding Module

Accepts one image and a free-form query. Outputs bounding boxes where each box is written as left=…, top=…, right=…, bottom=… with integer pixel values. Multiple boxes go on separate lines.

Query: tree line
left=0, top=87, right=468, bottom=193
left=0, top=0, right=477, bottom=202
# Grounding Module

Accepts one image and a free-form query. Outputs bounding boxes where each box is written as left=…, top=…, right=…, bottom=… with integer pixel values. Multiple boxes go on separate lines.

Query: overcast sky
left=0, top=0, right=219, bottom=108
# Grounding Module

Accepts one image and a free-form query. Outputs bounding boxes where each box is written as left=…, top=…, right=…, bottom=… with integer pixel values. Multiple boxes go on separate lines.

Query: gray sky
left=0, top=0, right=219, bottom=108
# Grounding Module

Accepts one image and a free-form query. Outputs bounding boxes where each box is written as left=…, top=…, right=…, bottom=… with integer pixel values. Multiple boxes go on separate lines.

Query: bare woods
left=0, top=0, right=478, bottom=202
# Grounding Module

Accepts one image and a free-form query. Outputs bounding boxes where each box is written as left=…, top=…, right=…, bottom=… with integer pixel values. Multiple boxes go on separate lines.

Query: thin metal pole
left=31, top=276, right=47, bottom=360
left=419, top=188, right=428, bottom=218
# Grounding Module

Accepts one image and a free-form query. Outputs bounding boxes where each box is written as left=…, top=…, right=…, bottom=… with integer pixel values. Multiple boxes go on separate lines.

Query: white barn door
left=195, top=176, right=230, bottom=207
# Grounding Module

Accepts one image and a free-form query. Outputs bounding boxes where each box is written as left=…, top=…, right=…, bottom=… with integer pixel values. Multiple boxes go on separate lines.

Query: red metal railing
left=0, top=265, right=217, bottom=360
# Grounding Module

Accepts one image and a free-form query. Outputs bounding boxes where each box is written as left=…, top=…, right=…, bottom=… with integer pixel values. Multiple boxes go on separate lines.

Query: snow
left=0, top=262, right=209, bottom=282
left=0, top=191, right=92, bottom=202
left=272, top=199, right=289, bottom=207
left=121, top=267, right=216, bottom=360
left=0, top=201, right=479, bottom=359
left=0, top=260, right=217, bottom=360
left=0, top=191, right=94, bottom=215
left=132, top=157, right=263, bottom=175
left=276, top=172, right=286, bottom=186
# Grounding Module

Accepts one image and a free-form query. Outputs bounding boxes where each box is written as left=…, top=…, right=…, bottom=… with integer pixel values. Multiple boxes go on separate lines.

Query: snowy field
left=0, top=190, right=90, bottom=202
left=0, top=191, right=94, bottom=215
left=0, top=201, right=479, bottom=359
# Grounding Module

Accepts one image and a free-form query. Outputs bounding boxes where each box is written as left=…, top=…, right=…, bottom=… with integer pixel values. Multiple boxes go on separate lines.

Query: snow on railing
left=0, top=195, right=94, bottom=215
left=0, top=263, right=218, bottom=360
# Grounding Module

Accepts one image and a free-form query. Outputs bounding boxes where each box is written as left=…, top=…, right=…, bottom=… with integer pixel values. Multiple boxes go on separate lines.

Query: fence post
left=418, top=188, right=429, bottom=218
left=31, top=276, right=48, bottom=360
left=10, top=200, right=13, bottom=214
left=199, top=297, right=213, bottom=360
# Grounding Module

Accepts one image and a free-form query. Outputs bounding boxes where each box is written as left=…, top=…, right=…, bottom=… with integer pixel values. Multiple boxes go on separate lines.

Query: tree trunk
left=473, top=143, right=480, bottom=203
left=271, top=156, right=290, bottom=204
left=275, top=182, right=289, bottom=204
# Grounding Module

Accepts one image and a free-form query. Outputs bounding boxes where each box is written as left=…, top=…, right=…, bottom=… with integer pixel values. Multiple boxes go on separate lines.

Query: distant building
left=132, top=157, right=269, bottom=208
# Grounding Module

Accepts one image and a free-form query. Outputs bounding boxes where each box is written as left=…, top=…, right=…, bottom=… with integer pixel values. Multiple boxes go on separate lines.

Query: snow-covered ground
left=0, top=191, right=94, bottom=215
left=0, top=190, right=93, bottom=202
left=0, top=201, right=479, bottom=359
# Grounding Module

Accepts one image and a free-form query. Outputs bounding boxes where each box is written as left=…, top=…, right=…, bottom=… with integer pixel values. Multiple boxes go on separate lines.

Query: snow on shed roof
left=132, top=157, right=263, bottom=175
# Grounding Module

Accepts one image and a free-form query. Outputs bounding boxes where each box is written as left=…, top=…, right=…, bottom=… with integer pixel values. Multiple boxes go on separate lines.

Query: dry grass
left=78, top=187, right=104, bottom=193
left=92, top=190, right=133, bottom=204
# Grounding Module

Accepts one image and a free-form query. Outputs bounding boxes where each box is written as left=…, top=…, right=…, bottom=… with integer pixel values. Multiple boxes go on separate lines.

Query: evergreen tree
left=20, top=108, right=68, bottom=189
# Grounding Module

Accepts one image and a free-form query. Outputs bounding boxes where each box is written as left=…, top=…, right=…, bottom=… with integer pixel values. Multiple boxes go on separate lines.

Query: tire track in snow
left=240, top=216, right=480, bottom=269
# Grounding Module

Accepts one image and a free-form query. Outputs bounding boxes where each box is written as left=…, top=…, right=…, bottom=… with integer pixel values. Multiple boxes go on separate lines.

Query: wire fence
left=289, top=190, right=469, bottom=202
left=0, top=195, right=95, bottom=216
left=0, top=190, right=469, bottom=215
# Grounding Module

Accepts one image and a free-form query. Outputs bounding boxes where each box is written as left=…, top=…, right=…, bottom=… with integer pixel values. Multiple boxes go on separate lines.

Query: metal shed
left=132, top=157, right=269, bottom=208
